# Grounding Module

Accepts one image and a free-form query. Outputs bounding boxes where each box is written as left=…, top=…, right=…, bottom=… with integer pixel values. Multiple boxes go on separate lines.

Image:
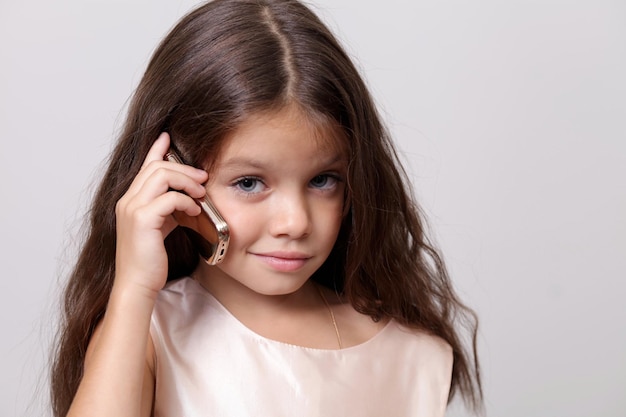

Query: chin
left=247, top=279, right=309, bottom=297
left=235, top=270, right=313, bottom=296
left=209, top=261, right=317, bottom=298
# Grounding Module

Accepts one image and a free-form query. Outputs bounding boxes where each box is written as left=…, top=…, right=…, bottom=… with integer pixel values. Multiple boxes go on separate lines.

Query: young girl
left=51, top=0, right=482, bottom=415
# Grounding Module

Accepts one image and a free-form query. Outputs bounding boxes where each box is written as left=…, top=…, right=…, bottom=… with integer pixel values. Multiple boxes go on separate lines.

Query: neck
left=192, top=261, right=319, bottom=316
left=191, top=261, right=344, bottom=349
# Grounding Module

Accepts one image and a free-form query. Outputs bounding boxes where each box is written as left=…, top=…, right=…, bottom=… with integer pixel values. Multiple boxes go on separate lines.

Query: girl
left=51, top=0, right=482, bottom=416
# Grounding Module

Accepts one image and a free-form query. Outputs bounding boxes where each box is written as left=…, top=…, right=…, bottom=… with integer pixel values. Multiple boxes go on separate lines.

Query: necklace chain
left=193, top=271, right=343, bottom=350
left=315, top=284, right=343, bottom=349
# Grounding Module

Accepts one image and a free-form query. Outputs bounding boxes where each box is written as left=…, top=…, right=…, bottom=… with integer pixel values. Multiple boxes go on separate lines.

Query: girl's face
left=202, top=106, right=347, bottom=297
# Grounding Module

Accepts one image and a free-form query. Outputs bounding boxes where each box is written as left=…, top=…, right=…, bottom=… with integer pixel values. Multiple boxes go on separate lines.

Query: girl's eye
left=309, top=174, right=339, bottom=190
left=234, top=177, right=264, bottom=193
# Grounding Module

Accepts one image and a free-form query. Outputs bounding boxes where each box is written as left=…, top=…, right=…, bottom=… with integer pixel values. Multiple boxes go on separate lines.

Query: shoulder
left=398, top=324, right=453, bottom=362
left=151, top=276, right=228, bottom=351
left=391, top=322, right=454, bottom=388
left=385, top=323, right=454, bottom=413
left=156, top=276, right=197, bottom=298
left=151, top=276, right=213, bottom=334
left=153, top=277, right=208, bottom=314
left=326, top=286, right=451, bottom=364
left=389, top=321, right=453, bottom=362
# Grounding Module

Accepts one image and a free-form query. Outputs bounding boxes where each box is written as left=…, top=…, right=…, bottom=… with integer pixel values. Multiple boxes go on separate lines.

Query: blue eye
left=234, top=177, right=264, bottom=193
left=310, top=174, right=338, bottom=190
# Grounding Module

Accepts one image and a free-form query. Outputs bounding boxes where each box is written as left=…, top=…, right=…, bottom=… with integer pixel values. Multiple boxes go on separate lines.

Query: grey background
left=1, top=1, right=624, bottom=416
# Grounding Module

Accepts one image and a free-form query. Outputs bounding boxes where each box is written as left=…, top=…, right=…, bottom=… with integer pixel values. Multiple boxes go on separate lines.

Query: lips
left=251, top=251, right=312, bottom=272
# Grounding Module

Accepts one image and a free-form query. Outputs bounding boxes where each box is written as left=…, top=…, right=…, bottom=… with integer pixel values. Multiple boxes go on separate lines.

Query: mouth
left=251, top=251, right=312, bottom=272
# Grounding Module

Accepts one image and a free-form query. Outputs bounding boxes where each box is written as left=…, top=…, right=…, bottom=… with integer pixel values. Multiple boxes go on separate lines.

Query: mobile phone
left=165, top=149, right=229, bottom=265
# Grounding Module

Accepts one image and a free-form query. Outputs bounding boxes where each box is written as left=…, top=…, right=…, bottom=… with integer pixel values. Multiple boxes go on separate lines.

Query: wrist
left=108, top=279, right=160, bottom=313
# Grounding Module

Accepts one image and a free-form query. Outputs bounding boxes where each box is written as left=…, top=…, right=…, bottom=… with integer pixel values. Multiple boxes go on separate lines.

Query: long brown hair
left=51, top=0, right=482, bottom=415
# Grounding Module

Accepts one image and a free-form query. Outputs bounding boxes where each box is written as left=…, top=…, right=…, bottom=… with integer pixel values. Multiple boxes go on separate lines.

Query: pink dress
left=150, top=278, right=453, bottom=416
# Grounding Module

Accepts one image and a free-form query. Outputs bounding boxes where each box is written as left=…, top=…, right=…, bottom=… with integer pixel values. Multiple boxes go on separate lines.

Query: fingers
left=131, top=167, right=207, bottom=207
left=119, top=191, right=203, bottom=234
left=117, top=132, right=211, bottom=234
left=142, top=132, right=170, bottom=169
left=127, top=133, right=209, bottom=200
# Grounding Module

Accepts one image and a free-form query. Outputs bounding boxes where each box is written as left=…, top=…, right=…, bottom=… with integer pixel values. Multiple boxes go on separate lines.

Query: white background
left=1, top=1, right=624, bottom=416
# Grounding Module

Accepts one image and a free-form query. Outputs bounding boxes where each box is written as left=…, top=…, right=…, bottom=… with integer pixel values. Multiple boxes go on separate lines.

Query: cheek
left=215, top=202, right=260, bottom=244
left=225, top=211, right=254, bottom=233
left=318, top=200, right=345, bottom=237
left=205, top=189, right=249, bottom=240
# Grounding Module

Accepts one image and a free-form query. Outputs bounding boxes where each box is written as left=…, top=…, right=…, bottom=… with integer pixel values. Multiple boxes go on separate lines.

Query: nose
left=269, top=192, right=312, bottom=239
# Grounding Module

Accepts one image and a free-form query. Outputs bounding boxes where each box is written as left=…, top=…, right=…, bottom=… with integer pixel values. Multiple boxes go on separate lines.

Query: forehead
left=214, top=106, right=347, bottom=167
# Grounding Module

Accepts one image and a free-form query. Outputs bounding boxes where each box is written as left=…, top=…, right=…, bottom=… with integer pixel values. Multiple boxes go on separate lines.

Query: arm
left=69, top=294, right=156, bottom=417
left=66, top=133, right=208, bottom=417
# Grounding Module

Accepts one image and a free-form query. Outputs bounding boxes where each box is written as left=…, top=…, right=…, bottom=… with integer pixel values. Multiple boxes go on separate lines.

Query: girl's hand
left=113, top=132, right=208, bottom=298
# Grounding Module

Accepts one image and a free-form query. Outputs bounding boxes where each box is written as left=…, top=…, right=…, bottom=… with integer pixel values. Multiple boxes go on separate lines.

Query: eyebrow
left=218, top=154, right=348, bottom=170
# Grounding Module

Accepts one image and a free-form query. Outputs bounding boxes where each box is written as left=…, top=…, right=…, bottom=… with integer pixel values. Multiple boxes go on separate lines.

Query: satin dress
left=150, top=278, right=453, bottom=416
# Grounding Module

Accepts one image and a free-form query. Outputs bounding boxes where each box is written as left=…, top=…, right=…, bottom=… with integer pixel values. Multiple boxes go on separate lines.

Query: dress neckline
left=185, top=277, right=395, bottom=353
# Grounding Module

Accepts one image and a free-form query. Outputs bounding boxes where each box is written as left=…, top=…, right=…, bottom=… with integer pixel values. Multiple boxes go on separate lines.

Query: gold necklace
left=193, top=267, right=343, bottom=349
left=315, top=285, right=343, bottom=349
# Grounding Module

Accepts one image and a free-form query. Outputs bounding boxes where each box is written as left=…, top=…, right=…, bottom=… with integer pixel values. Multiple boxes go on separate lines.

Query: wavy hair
left=51, top=0, right=482, bottom=415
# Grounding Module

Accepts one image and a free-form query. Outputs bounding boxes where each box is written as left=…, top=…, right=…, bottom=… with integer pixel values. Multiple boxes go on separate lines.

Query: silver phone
left=165, top=149, right=229, bottom=265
